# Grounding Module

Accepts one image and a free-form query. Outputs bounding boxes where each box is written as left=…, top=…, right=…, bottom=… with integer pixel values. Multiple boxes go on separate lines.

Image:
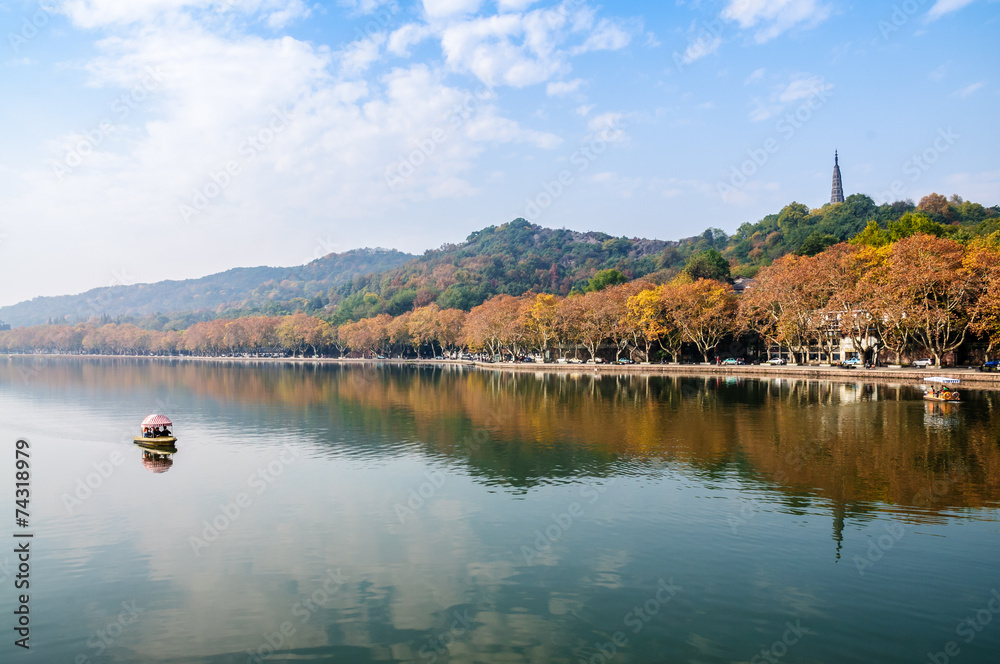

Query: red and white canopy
left=141, top=414, right=173, bottom=427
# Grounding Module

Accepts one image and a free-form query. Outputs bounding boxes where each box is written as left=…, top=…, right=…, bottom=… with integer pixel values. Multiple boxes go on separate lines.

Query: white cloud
left=387, top=23, right=434, bottom=56
left=721, top=0, right=832, bottom=43
left=497, top=0, right=539, bottom=10
left=587, top=111, right=622, bottom=133
left=546, top=78, right=585, bottom=97
left=748, top=73, right=832, bottom=121
left=953, top=81, right=985, bottom=97
left=682, top=34, right=722, bottom=64
left=422, top=0, right=482, bottom=19
left=744, top=67, right=766, bottom=84
left=338, top=32, right=387, bottom=75
left=60, top=0, right=310, bottom=29
left=432, top=5, right=633, bottom=87
left=928, top=64, right=947, bottom=81
left=572, top=18, right=633, bottom=54
left=0, top=0, right=642, bottom=303
left=338, top=0, right=395, bottom=14
left=927, top=0, right=978, bottom=21
left=777, top=74, right=832, bottom=102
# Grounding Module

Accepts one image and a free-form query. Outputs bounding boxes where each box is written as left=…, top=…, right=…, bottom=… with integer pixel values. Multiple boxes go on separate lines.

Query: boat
left=922, top=377, right=961, bottom=402
left=134, top=439, right=178, bottom=454
left=134, top=413, right=177, bottom=444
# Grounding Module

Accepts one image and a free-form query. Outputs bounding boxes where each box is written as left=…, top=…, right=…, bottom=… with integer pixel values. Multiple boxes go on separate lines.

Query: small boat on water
left=923, top=377, right=961, bottom=402
left=134, top=414, right=177, bottom=444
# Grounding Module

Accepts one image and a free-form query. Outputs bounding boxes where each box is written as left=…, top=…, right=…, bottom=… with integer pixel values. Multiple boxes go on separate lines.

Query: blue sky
left=0, top=0, right=997, bottom=306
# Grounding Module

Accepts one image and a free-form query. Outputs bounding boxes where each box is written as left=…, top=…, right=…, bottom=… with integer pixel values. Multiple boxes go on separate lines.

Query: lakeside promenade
left=9, top=353, right=1000, bottom=388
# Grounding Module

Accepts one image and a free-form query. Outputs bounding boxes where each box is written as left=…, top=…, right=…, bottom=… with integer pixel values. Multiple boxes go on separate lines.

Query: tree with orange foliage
left=881, top=234, right=982, bottom=366
left=966, top=238, right=1000, bottom=360
left=463, top=295, right=529, bottom=359
left=552, top=294, right=585, bottom=359
left=669, top=278, right=737, bottom=363
left=436, top=308, right=467, bottom=355
left=277, top=313, right=320, bottom=356
left=338, top=314, right=392, bottom=358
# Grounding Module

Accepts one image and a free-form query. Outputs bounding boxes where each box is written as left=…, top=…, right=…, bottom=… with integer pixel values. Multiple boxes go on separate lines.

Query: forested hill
left=328, top=219, right=675, bottom=322
left=2, top=192, right=996, bottom=329
left=328, top=194, right=998, bottom=323
left=0, top=248, right=413, bottom=327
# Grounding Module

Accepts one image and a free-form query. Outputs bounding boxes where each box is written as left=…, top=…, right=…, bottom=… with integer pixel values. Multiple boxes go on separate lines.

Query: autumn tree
left=670, top=278, right=738, bottom=363
left=882, top=234, right=981, bottom=366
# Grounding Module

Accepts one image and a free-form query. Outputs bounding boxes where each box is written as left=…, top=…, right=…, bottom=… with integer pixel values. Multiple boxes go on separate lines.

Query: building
left=0, top=320, right=10, bottom=332
left=830, top=151, right=844, bottom=204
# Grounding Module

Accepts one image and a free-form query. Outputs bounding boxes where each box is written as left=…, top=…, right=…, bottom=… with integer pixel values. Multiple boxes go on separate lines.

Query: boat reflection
left=134, top=439, right=177, bottom=474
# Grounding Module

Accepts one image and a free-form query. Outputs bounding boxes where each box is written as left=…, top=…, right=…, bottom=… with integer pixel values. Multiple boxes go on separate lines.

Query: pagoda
left=830, top=151, right=845, bottom=204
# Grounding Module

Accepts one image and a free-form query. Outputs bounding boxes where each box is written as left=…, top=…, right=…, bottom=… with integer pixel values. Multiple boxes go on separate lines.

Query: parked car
left=912, top=358, right=934, bottom=368
left=721, top=357, right=740, bottom=366
left=841, top=357, right=862, bottom=366
left=617, top=358, right=634, bottom=364
left=766, top=357, right=786, bottom=365
left=980, top=360, right=1000, bottom=372
left=567, top=358, right=583, bottom=364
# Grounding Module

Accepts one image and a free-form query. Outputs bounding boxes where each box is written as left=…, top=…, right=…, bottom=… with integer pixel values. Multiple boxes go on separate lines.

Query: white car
left=767, top=357, right=786, bottom=365
left=913, top=358, right=934, bottom=367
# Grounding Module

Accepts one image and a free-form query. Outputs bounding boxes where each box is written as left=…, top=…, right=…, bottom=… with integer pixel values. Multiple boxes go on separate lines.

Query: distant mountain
left=3, top=194, right=995, bottom=328
left=326, top=218, right=677, bottom=322
left=0, top=248, right=413, bottom=327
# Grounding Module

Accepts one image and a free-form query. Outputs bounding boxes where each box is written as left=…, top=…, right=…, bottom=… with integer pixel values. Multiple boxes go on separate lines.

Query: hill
left=327, top=218, right=676, bottom=322
left=2, top=192, right=995, bottom=328
left=0, top=248, right=413, bottom=328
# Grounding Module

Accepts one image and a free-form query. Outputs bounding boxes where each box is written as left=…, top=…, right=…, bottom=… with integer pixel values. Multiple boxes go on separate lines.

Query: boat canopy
left=141, top=414, right=173, bottom=427
left=923, top=377, right=961, bottom=384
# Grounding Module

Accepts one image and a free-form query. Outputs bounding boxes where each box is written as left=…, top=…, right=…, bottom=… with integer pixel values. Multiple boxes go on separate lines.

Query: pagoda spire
left=830, top=151, right=844, bottom=204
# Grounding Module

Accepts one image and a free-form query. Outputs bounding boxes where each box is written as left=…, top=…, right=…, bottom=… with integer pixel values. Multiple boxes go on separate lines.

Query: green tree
left=684, top=248, right=731, bottom=282
left=796, top=232, right=840, bottom=257
left=585, top=269, right=627, bottom=292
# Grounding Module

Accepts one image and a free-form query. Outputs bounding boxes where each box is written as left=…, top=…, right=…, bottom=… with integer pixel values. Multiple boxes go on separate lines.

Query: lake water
left=1, top=357, right=998, bottom=663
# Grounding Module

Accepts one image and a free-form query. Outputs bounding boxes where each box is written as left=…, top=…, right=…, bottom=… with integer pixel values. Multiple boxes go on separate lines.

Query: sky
left=0, top=0, right=998, bottom=306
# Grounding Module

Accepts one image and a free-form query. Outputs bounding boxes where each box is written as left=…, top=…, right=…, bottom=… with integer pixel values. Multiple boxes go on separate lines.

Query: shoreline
left=8, top=352, right=1000, bottom=388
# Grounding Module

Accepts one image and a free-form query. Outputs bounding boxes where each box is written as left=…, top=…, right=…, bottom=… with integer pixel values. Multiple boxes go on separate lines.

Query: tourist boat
left=922, top=377, right=961, bottom=402
left=134, top=414, right=177, bottom=444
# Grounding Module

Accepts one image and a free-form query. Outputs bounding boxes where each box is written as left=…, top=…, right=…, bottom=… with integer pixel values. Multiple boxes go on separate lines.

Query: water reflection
left=2, top=357, right=999, bottom=664
left=4, top=358, right=999, bottom=513
left=134, top=440, right=177, bottom=473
